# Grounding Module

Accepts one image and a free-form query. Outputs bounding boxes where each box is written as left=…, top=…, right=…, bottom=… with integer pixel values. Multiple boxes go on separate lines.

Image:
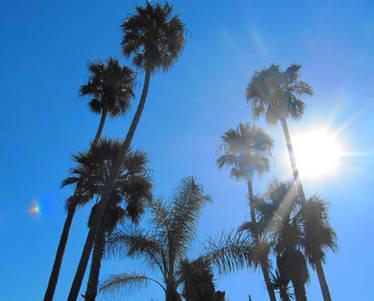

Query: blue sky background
left=1, top=0, right=374, bottom=300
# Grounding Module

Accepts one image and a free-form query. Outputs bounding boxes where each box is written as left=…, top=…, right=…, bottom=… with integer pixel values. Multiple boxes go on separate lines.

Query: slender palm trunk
left=280, top=117, right=332, bottom=301
left=292, top=279, right=307, bottom=301
left=279, top=117, right=306, bottom=201
left=67, top=69, right=151, bottom=301
left=44, top=106, right=107, bottom=301
left=315, top=261, right=332, bottom=301
left=247, top=181, right=276, bottom=301
left=83, top=224, right=106, bottom=301
left=92, top=109, right=107, bottom=147
left=247, top=181, right=256, bottom=223
left=260, top=261, right=277, bottom=301
left=44, top=206, right=76, bottom=301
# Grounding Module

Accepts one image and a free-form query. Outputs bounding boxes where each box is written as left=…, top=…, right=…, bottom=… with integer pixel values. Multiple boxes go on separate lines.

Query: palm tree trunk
left=83, top=224, right=106, bottom=301
left=44, top=206, right=76, bottom=301
left=67, top=69, right=151, bottom=301
left=92, top=109, right=107, bottom=147
left=315, top=261, right=332, bottom=301
left=279, top=117, right=306, bottom=201
left=280, top=117, right=333, bottom=301
left=292, top=279, right=307, bottom=301
left=260, top=261, right=277, bottom=301
left=247, top=181, right=276, bottom=301
left=247, top=181, right=256, bottom=223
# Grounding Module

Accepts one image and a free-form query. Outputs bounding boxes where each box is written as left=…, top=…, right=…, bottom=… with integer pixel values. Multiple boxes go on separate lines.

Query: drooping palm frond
left=270, top=269, right=293, bottom=301
left=106, top=229, right=164, bottom=273
left=301, top=195, right=337, bottom=266
left=168, top=177, right=211, bottom=261
left=100, top=272, right=165, bottom=296
left=203, top=231, right=253, bottom=274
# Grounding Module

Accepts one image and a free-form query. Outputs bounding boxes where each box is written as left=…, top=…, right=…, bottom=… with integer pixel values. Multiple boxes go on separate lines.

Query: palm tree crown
left=246, top=64, right=313, bottom=125
left=80, top=57, right=135, bottom=117
left=121, top=1, right=185, bottom=72
left=217, top=122, right=273, bottom=181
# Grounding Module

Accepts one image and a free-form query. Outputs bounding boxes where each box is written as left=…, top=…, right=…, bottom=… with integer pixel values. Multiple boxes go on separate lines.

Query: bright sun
left=292, top=130, right=341, bottom=178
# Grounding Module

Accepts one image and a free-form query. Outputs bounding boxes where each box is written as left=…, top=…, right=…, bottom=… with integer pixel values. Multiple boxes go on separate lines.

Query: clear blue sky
left=1, top=0, right=374, bottom=300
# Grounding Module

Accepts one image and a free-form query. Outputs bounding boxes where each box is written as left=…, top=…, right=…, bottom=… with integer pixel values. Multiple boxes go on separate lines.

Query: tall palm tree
left=79, top=140, right=152, bottom=301
left=99, top=177, right=210, bottom=301
left=68, top=3, right=185, bottom=300
left=217, top=122, right=275, bottom=301
left=246, top=64, right=312, bottom=201
left=43, top=59, right=135, bottom=301
left=246, top=65, right=335, bottom=301
left=300, top=196, right=337, bottom=301
left=80, top=57, right=135, bottom=146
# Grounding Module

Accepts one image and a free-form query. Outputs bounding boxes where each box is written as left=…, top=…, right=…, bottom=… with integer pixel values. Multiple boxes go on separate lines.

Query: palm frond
left=100, top=272, right=165, bottom=295
left=202, top=231, right=253, bottom=274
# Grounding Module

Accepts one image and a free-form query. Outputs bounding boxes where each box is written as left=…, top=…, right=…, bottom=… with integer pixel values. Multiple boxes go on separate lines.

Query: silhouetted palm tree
left=43, top=59, right=135, bottom=301
left=80, top=57, right=135, bottom=146
left=217, top=122, right=275, bottom=301
left=78, top=140, right=152, bottom=301
left=100, top=177, right=210, bottom=301
left=178, top=258, right=217, bottom=301
left=246, top=64, right=312, bottom=200
left=256, top=181, right=309, bottom=301
left=300, top=196, right=337, bottom=301
left=247, top=65, right=334, bottom=300
left=68, top=4, right=185, bottom=299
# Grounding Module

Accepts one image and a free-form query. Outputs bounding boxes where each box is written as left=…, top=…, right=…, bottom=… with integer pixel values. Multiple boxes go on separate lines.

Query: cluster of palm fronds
left=42, top=2, right=337, bottom=301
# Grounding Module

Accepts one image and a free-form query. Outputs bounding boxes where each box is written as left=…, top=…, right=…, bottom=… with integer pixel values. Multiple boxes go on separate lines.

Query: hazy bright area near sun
left=1, top=0, right=374, bottom=300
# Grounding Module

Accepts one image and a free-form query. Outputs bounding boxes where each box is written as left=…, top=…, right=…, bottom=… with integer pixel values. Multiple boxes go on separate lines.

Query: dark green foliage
left=121, top=2, right=185, bottom=72
left=246, top=64, right=313, bottom=126
left=80, top=57, right=135, bottom=117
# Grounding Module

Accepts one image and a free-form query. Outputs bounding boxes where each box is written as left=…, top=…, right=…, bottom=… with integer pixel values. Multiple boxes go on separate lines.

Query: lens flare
left=29, top=199, right=41, bottom=217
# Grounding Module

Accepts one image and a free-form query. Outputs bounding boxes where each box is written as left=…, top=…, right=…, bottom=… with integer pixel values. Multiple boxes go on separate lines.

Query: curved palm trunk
left=315, top=261, right=332, bottom=301
left=44, top=206, right=76, bottom=301
left=260, top=261, right=277, bottom=301
left=67, top=69, right=151, bottom=301
left=44, top=107, right=108, bottom=301
left=280, top=117, right=332, bottom=301
left=247, top=181, right=276, bottom=301
left=83, top=224, right=106, bottom=301
left=92, top=109, right=108, bottom=147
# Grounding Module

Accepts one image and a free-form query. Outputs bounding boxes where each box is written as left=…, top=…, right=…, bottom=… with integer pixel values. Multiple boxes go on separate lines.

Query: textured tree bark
left=91, top=109, right=107, bottom=147
left=44, top=207, right=76, bottom=301
left=315, top=261, right=332, bottom=301
left=67, top=69, right=151, bottom=301
left=83, top=224, right=106, bottom=301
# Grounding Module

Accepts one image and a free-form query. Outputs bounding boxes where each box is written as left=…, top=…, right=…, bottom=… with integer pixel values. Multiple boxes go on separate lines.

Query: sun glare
left=292, top=130, right=341, bottom=178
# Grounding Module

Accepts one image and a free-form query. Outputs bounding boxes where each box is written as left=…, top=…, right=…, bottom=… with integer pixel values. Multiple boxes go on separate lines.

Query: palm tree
left=271, top=269, right=293, bottom=301
left=79, top=140, right=152, bottom=301
left=255, top=181, right=309, bottom=301
left=217, top=122, right=275, bottom=301
left=246, top=65, right=335, bottom=301
left=68, top=4, right=185, bottom=299
left=99, top=177, right=210, bottom=301
left=246, top=64, right=312, bottom=201
left=300, top=196, right=337, bottom=301
left=43, top=59, right=135, bottom=301
left=80, top=57, right=135, bottom=146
